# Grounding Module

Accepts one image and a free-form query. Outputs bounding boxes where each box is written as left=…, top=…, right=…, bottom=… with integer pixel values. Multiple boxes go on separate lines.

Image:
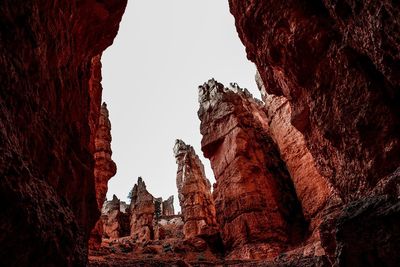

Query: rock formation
left=89, top=103, right=117, bottom=249
left=129, top=177, right=156, bottom=243
left=174, top=139, right=218, bottom=239
left=229, top=1, right=400, bottom=265
left=162, top=196, right=175, bottom=216
left=198, top=81, right=306, bottom=259
left=228, top=0, right=400, bottom=202
left=0, top=1, right=126, bottom=266
left=101, top=195, right=130, bottom=239
left=255, top=72, right=341, bottom=234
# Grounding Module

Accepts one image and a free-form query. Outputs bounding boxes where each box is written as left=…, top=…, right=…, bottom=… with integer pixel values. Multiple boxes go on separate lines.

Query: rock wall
left=255, top=72, right=341, bottom=234
left=198, top=80, right=306, bottom=259
left=129, top=177, right=156, bottom=243
left=0, top=1, right=126, bottom=266
left=174, top=139, right=218, bottom=239
left=89, top=103, right=117, bottom=249
left=228, top=0, right=400, bottom=202
left=229, top=1, right=400, bottom=265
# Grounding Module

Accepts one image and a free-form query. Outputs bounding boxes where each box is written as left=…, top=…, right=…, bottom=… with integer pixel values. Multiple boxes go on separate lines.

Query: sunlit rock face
left=89, top=103, right=117, bottom=250
left=0, top=0, right=126, bottom=266
left=255, top=72, right=341, bottom=235
left=174, top=139, right=218, bottom=239
left=198, top=79, right=306, bottom=259
left=129, top=177, right=156, bottom=243
left=229, top=1, right=400, bottom=265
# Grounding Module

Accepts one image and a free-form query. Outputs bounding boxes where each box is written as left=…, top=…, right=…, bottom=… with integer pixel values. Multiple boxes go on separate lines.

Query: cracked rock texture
left=0, top=0, right=126, bottom=266
left=174, top=139, right=218, bottom=239
left=198, top=80, right=306, bottom=259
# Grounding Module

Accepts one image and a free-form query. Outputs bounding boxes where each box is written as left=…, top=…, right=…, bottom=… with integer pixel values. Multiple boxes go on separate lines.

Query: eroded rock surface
left=255, top=72, right=341, bottom=234
left=198, top=79, right=306, bottom=259
left=129, top=177, right=156, bottom=243
left=0, top=1, right=126, bottom=266
left=229, top=0, right=400, bottom=202
left=101, top=195, right=130, bottom=239
left=162, top=196, right=175, bottom=216
left=89, top=103, right=117, bottom=249
left=174, top=139, right=218, bottom=239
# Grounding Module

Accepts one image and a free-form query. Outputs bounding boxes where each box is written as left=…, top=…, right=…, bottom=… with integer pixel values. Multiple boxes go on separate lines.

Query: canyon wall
left=228, top=1, right=400, bottom=265
left=198, top=80, right=306, bottom=259
left=229, top=0, right=400, bottom=202
left=255, top=72, right=341, bottom=234
left=0, top=1, right=126, bottom=266
left=174, top=139, right=218, bottom=239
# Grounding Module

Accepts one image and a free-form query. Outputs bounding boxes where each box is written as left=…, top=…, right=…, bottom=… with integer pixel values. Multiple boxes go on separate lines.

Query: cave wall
left=0, top=1, right=126, bottom=266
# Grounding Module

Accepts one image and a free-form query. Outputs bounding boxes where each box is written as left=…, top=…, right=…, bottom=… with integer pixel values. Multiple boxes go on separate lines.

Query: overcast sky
left=102, top=0, right=259, bottom=211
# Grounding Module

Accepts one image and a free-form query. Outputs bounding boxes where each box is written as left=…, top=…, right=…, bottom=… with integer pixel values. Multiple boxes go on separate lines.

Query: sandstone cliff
left=229, top=0, right=400, bottom=202
left=198, top=79, right=306, bottom=259
left=174, top=139, right=218, bottom=239
left=0, top=1, right=126, bottom=266
left=229, top=1, right=400, bottom=265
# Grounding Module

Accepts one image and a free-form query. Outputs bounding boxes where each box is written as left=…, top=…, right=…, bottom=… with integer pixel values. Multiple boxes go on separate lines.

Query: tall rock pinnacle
left=89, top=102, right=117, bottom=249
left=174, top=139, right=217, bottom=239
left=198, top=79, right=306, bottom=259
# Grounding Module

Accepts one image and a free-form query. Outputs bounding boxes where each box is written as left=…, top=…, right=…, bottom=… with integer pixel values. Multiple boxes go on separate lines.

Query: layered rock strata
left=198, top=80, right=306, bottom=259
left=89, top=102, right=117, bottom=249
left=174, top=139, right=218, bottom=239
left=129, top=177, right=156, bottom=243
left=0, top=1, right=126, bottom=266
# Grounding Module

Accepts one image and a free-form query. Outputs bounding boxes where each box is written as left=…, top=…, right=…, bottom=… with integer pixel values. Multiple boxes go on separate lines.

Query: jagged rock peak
left=198, top=79, right=263, bottom=112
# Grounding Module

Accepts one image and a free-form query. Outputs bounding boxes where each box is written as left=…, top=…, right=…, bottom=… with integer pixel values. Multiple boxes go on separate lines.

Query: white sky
left=102, top=0, right=259, bottom=211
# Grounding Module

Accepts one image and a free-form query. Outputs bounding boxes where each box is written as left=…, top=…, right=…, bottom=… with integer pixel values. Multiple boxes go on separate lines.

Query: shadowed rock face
left=129, top=177, right=156, bottom=243
left=89, top=103, right=117, bottom=249
left=198, top=79, right=306, bottom=259
left=228, top=0, right=400, bottom=202
left=174, top=139, right=217, bottom=239
left=0, top=0, right=126, bottom=266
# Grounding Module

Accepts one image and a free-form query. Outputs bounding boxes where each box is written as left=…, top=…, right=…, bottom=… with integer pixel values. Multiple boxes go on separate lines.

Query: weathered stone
left=198, top=79, right=306, bottom=259
left=174, top=139, right=218, bottom=239
left=0, top=0, right=126, bottom=265
left=129, top=177, right=156, bottom=243
left=228, top=0, right=400, bottom=202
left=101, top=195, right=130, bottom=239
left=162, top=196, right=175, bottom=216
left=255, top=72, right=341, bottom=234
left=89, top=103, right=117, bottom=249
